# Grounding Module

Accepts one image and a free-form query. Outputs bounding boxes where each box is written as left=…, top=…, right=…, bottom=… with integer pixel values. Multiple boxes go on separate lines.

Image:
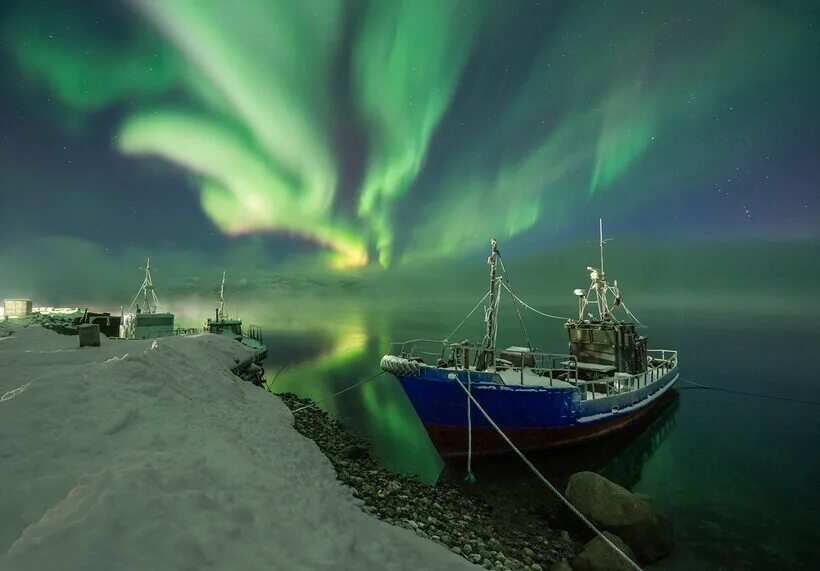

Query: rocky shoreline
left=276, top=392, right=578, bottom=571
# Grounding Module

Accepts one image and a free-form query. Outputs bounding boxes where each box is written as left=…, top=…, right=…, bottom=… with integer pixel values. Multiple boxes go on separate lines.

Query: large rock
left=565, top=471, right=673, bottom=563
left=548, top=559, right=574, bottom=571
left=571, top=532, right=637, bottom=571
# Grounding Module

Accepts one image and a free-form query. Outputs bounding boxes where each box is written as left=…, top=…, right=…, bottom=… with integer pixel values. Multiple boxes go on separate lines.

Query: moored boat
left=119, top=258, right=177, bottom=339
left=204, top=272, right=267, bottom=362
left=380, top=221, right=679, bottom=457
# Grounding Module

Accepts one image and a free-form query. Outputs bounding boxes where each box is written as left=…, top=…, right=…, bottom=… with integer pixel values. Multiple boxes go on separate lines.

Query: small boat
left=119, top=259, right=176, bottom=340
left=204, top=272, right=267, bottom=362
left=380, top=221, right=679, bottom=457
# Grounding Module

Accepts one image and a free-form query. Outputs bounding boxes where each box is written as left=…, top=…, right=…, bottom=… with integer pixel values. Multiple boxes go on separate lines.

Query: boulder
left=565, top=471, right=673, bottom=563
left=548, top=559, right=574, bottom=571
left=571, top=532, right=637, bottom=571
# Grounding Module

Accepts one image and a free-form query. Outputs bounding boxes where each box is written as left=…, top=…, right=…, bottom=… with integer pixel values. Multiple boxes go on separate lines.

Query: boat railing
left=246, top=324, right=263, bottom=343
left=386, top=339, right=579, bottom=385
left=146, top=328, right=199, bottom=339
left=387, top=338, right=467, bottom=364
left=500, top=347, right=580, bottom=387
left=577, top=349, right=678, bottom=398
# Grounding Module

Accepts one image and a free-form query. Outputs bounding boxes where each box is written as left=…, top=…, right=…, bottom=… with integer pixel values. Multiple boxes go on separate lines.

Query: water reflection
left=602, top=391, right=680, bottom=490
left=264, top=306, right=444, bottom=482
left=183, top=286, right=818, bottom=570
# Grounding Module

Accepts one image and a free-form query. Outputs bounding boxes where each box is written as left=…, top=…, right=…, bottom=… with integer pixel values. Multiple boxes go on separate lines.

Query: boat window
left=135, top=316, right=173, bottom=327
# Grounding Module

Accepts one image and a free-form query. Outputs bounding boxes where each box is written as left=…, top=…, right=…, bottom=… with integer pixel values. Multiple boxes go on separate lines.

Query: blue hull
left=393, top=365, right=678, bottom=456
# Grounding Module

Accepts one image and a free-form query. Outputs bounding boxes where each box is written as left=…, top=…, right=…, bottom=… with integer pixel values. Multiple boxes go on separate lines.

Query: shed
left=3, top=299, right=33, bottom=317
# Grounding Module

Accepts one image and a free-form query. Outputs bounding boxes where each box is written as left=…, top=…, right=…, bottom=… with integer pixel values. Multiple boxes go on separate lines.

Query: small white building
left=3, top=299, right=32, bottom=318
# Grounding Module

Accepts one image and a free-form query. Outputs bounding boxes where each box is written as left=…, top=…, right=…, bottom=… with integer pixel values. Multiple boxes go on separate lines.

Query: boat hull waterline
left=388, top=360, right=678, bottom=457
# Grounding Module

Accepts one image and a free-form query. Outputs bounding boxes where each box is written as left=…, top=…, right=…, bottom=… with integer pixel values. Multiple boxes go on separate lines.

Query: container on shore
left=79, top=323, right=101, bottom=347
left=3, top=299, right=32, bottom=317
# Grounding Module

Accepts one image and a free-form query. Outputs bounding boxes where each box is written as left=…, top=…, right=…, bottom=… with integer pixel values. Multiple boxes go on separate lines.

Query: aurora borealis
left=0, top=0, right=817, bottom=275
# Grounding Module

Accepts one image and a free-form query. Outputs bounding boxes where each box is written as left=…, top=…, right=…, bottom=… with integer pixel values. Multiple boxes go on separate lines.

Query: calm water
left=183, top=289, right=819, bottom=570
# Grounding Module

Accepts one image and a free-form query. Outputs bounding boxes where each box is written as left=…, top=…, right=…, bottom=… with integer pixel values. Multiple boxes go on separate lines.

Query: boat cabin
left=206, top=314, right=243, bottom=340
left=120, top=310, right=175, bottom=340
left=119, top=258, right=175, bottom=340
left=565, top=320, right=647, bottom=375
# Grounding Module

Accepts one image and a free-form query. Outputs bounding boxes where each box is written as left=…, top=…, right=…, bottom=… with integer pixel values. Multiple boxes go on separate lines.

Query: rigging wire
left=619, top=302, right=645, bottom=328
left=497, top=256, right=533, bottom=350
left=676, top=376, right=819, bottom=406
left=443, top=290, right=491, bottom=343
left=501, top=283, right=571, bottom=321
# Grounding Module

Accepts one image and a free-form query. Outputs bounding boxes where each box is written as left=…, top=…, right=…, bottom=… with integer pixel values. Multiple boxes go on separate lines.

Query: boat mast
left=141, top=258, right=159, bottom=313
left=596, top=219, right=610, bottom=320
left=599, top=218, right=605, bottom=279
left=478, top=238, right=501, bottom=371
left=126, top=258, right=161, bottom=314
left=217, top=271, right=227, bottom=320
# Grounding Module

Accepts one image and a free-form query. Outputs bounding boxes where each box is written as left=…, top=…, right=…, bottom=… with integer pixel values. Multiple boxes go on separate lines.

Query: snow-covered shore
left=0, top=322, right=477, bottom=570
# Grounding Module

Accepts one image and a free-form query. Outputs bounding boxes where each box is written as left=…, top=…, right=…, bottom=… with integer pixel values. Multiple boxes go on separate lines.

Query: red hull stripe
left=424, top=390, right=672, bottom=457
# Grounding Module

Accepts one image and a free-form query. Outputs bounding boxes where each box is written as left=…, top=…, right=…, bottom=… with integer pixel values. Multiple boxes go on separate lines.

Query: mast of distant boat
left=143, top=258, right=157, bottom=313
left=126, top=257, right=160, bottom=314
left=217, top=271, right=227, bottom=320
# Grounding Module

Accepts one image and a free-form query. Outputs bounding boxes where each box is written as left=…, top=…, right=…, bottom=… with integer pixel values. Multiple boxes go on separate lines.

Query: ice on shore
left=0, top=322, right=475, bottom=570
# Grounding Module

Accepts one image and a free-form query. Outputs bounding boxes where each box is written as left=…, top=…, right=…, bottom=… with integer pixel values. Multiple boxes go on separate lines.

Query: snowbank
left=0, top=323, right=476, bottom=570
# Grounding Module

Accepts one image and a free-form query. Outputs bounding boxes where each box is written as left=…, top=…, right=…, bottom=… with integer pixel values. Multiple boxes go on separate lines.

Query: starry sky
left=0, top=0, right=817, bottom=301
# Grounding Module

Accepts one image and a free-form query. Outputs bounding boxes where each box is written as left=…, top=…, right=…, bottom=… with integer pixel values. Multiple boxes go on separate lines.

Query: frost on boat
left=380, top=221, right=679, bottom=457
left=119, top=258, right=176, bottom=340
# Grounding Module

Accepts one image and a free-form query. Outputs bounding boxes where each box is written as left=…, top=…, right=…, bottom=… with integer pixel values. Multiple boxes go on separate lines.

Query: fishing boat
left=119, top=258, right=177, bottom=340
left=380, top=221, right=679, bottom=457
left=204, top=272, right=267, bottom=362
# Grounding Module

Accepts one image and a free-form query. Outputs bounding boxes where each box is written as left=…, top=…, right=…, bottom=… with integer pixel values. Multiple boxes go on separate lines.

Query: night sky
left=0, top=0, right=818, bottom=301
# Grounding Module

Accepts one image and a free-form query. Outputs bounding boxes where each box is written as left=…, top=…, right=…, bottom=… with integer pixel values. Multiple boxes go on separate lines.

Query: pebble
left=278, top=392, right=577, bottom=571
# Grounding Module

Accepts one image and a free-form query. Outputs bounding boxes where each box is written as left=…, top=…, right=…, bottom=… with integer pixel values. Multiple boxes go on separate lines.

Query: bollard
left=79, top=323, right=101, bottom=347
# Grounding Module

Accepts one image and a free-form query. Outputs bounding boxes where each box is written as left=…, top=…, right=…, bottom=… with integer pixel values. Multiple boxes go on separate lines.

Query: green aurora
left=4, top=0, right=817, bottom=268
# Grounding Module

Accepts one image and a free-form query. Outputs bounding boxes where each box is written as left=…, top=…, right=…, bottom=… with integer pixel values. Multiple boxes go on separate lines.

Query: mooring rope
left=501, top=283, right=570, bottom=321
left=676, top=376, right=819, bottom=406
left=288, top=371, right=386, bottom=413
left=620, top=302, right=645, bottom=328
left=450, top=375, right=643, bottom=571
left=464, top=366, right=476, bottom=483
left=265, top=362, right=290, bottom=392
left=444, top=291, right=491, bottom=343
